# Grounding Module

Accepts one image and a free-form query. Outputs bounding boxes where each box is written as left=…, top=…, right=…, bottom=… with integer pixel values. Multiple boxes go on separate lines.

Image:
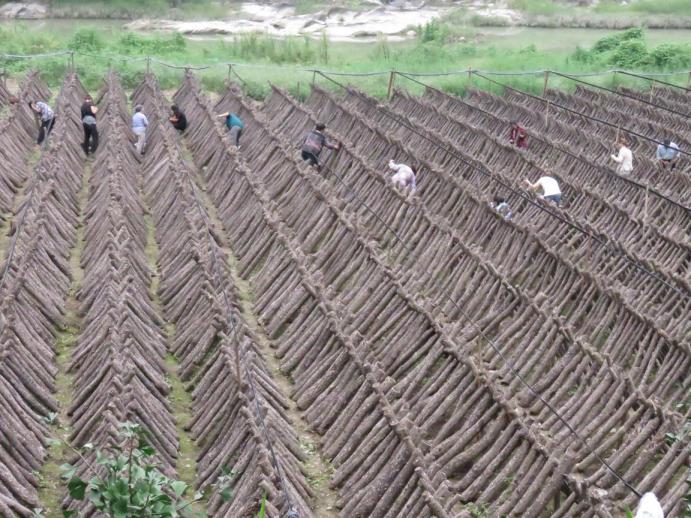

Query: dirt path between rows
left=180, top=145, right=340, bottom=517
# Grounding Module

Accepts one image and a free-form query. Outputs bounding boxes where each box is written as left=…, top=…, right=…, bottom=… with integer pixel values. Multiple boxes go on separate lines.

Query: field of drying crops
left=0, top=69, right=688, bottom=517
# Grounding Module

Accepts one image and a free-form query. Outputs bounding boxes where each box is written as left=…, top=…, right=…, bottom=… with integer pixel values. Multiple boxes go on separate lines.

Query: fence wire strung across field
left=314, top=69, right=655, bottom=501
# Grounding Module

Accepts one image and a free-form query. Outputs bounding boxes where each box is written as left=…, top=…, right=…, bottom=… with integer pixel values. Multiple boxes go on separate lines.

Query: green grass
left=0, top=23, right=687, bottom=99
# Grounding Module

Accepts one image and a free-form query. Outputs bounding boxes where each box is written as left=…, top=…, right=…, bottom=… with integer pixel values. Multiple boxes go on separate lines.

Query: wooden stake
left=468, top=66, right=473, bottom=86
left=387, top=70, right=396, bottom=100
left=544, top=99, right=550, bottom=126
left=69, top=52, right=74, bottom=71
left=146, top=56, right=151, bottom=74
left=644, top=181, right=650, bottom=225
left=542, top=70, right=550, bottom=96
left=227, top=63, right=232, bottom=83
left=312, top=70, right=317, bottom=86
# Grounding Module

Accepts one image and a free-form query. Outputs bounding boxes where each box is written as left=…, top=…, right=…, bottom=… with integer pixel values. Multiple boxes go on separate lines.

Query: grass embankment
left=0, top=19, right=688, bottom=99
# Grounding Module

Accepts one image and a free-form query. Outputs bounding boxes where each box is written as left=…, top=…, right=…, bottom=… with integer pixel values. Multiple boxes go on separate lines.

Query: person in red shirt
left=509, top=120, right=528, bottom=149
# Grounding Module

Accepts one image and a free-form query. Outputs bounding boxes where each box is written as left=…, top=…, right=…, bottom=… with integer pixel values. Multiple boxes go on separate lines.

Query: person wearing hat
left=131, top=104, right=149, bottom=155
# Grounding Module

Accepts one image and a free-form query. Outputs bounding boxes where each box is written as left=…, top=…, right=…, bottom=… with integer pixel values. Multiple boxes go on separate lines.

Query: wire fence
left=0, top=49, right=689, bottom=85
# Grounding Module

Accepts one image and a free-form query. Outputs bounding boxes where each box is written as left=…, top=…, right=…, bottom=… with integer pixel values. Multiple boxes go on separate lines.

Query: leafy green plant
left=68, top=28, right=105, bottom=53
left=58, top=422, right=228, bottom=517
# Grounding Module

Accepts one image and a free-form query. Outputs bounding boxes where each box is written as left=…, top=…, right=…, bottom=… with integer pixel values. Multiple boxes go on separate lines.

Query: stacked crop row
left=618, top=85, right=689, bottom=116
left=0, top=72, right=52, bottom=222
left=330, top=86, right=690, bottom=340
left=134, top=74, right=312, bottom=518
left=258, top=84, right=688, bottom=515
left=556, top=85, right=690, bottom=152
left=175, top=73, right=689, bottom=516
left=64, top=73, right=177, bottom=513
left=271, top=83, right=689, bottom=401
left=470, top=88, right=690, bottom=201
left=0, top=72, right=86, bottom=517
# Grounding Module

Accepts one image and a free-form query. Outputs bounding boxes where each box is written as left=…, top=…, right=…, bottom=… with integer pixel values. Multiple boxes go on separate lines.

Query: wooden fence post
left=387, top=69, right=396, bottom=100
left=542, top=70, right=550, bottom=96
left=643, top=181, right=649, bottom=227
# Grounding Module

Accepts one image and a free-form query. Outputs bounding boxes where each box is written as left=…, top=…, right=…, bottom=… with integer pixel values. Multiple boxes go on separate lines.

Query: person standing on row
left=611, top=138, right=633, bottom=175
left=81, top=95, right=99, bottom=156
left=132, top=105, right=149, bottom=155
left=29, top=100, right=55, bottom=145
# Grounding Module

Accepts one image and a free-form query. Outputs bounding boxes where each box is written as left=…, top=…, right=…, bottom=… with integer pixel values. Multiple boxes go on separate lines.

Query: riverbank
left=2, top=1, right=691, bottom=30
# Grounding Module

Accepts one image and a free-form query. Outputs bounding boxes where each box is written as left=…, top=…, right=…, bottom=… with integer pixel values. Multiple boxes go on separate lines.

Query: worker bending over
left=490, top=195, right=512, bottom=220
left=169, top=105, right=187, bottom=132
left=509, top=120, right=529, bottom=149
left=611, top=138, right=633, bottom=175
left=301, top=122, right=340, bottom=170
left=389, top=160, right=417, bottom=191
left=524, top=175, right=562, bottom=205
left=29, top=100, right=55, bottom=145
left=81, top=95, right=99, bottom=156
left=656, top=139, right=680, bottom=171
left=217, top=112, right=244, bottom=147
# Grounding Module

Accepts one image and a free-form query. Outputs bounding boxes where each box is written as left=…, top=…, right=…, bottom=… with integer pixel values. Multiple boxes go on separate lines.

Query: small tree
left=58, top=422, right=230, bottom=518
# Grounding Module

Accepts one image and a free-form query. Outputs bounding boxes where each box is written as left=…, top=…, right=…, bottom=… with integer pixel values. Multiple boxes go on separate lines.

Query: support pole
left=227, top=63, right=232, bottom=83
left=643, top=181, right=650, bottom=228
left=649, top=82, right=655, bottom=103
left=387, top=69, right=396, bottom=100
left=544, top=99, right=550, bottom=127
left=468, top=66, right=473, bottom=86
left=146, top=56, right=151, bottom=75
left=687, top=71, right=691, bottom=88
left=312, top=70, right=317, bottom=86
left=542, top=70, right=550, bottom=96
left=69, top=52, right=74, bottom=72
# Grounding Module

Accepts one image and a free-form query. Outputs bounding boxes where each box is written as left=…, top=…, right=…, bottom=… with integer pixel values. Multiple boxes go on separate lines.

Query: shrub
left=68, top=28, right=104, bottom=53
left=592, top=27, right=643, bottom=53
left=609, top=39, right=648, bottom=68
left=646, top=43, right=691, bottom=69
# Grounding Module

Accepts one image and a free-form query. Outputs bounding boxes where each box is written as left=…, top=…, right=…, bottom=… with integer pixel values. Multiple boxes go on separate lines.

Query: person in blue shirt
left=132, top=105, right=149, bottom=155
left=28, top=100, right=55, bottom=145
left=217, top=111, right=244, bottom=147
left=656, top=139, right=680, bottom=171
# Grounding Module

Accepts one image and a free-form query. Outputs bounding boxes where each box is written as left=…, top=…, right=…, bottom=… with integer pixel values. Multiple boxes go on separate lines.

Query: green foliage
left=646, top=43, right=691, bottom=69
left=58, top=422, right=231, bottom=518
left=225, top=33, right=317, bottom=65
left=256, top=493, right=266, bottom=518
left=508, top=0, right=563, bottom=15
left=68, top=29, right=104, bottom=53
left=610, top=39, right=648, bottom=68
left=592, top=27, right=643, bottom=53
left=117, top=32, right=186, bottom=55
left=418, top=19, right=446, bottom=44
left=571, top=27, right=690, bottom=70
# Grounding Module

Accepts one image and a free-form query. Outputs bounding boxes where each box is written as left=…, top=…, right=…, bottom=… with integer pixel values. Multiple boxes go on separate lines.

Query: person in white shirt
left=131, top=105, right=149, bottom=155
left=634, top=492, right=664, bottom=518
left=611, top=138, right=633, bottom=175
left=389, top=160, right=417, bottom=191
left=524, top=175, right=562, bottom=205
